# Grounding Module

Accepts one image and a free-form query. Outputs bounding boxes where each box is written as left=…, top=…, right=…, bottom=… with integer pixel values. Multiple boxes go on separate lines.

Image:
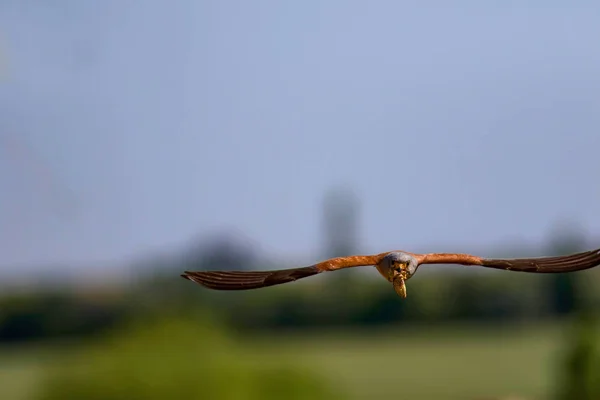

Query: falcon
left=181, top=247, right=600, bottom=298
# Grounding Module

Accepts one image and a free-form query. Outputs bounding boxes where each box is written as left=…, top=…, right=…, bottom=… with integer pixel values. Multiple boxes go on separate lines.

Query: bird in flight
left=181, top=247, right=600, bottom=298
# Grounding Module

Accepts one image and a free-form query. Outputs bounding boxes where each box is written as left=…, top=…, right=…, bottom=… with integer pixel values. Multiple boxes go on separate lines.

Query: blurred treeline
left=2, top=189, right=598, bottom=341
left=2, top=230, right=598, bottom=343
left=1, top=188, right=599, bottom=399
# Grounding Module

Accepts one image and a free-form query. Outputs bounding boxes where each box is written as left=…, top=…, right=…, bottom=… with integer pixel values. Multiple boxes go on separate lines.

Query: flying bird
left=181, top=247, right=600, bottom=298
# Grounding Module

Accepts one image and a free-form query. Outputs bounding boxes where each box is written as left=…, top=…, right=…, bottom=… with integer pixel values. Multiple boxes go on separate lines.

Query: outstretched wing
left=416, top=247, right=600, bottom=273
left=181, top=254, right=385, bottom=291
left=181, top=266, right=321, bottom=290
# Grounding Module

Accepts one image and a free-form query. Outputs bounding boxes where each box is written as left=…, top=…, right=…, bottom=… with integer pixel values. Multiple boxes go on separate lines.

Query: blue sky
left=0, top=1, right=599, bottom=275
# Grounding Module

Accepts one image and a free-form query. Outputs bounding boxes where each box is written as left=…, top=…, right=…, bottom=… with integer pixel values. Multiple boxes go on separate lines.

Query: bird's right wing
left=181, top=253, right=387, bottom=291
left=181, top=266, right=321, bottom=290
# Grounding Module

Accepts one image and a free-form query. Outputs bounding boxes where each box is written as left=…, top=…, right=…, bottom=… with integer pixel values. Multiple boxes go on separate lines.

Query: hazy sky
left=1, top=1, right=599, bottom=275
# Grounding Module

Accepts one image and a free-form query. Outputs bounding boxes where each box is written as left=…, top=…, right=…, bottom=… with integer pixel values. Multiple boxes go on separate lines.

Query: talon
left=393, top=276, right=407, bottom=298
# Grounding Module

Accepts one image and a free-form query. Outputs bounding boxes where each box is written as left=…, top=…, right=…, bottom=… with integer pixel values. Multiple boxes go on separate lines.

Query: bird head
left=376, top=252, right=419, bottom=299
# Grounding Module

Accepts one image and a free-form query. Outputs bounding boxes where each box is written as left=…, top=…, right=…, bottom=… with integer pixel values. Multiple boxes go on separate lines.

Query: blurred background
left=1, top=2, right=600, bottom=399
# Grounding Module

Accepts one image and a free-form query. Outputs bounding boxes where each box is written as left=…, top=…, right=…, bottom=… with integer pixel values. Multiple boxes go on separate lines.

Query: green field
left=0, top=322, right=569, bottom=400
left=249, top=323, right=565, bottom=400
left=1, top=345, right=48, bottom=400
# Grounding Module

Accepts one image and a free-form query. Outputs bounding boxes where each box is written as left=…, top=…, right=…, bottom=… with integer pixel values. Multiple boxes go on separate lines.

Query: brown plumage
left=182, top=266, right=321, bottom=291
left=419, top=248, right=600, bottom=273
left=181, top=247, right=600, bottom=298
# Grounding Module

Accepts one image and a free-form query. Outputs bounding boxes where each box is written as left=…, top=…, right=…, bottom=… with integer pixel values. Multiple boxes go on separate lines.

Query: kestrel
left=181, top=247, right=600, bottom=298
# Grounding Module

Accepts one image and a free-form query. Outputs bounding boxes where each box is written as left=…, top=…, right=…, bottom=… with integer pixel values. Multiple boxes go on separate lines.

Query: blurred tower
left=321, top=186, right=360, bottom=259
left=547, top=221, right=600, bottom=400
left=320, top=186, right=361, bottom=306
left=545, top=221, right=587, bottom=316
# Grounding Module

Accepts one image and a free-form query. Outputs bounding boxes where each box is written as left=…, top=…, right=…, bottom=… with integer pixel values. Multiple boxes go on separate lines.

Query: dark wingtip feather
left=482, top=247, right=600, bottom=273
left=181, top=266, right=321, bottom=291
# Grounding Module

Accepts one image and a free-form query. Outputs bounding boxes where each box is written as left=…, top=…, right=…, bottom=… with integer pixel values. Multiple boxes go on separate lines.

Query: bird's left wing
left=416, top=247, right=600, bottom=273
left=181, top=254, right=386, bottom=291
